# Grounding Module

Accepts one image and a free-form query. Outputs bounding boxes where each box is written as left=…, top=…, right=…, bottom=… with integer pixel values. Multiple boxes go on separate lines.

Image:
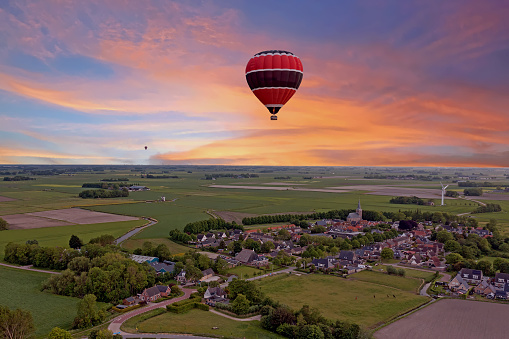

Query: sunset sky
left=1, top=0, right=508, bottom=166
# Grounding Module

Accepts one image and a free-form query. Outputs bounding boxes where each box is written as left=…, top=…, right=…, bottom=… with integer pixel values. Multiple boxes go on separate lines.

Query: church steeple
left=356, top=199, right=362, bottom=220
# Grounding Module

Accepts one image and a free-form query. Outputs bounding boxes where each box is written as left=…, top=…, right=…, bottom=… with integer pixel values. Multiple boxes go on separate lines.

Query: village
left=117, top=200, right=509, bottom=314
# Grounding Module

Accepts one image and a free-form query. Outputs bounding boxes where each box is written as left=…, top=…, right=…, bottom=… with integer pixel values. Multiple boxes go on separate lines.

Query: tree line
left=389, top=196, right=425, bottom=205
left=3, top=176, right=36, bottom=181
left=458, top=181, right=496, bottom=187
left=79, top=188, right=129, bottom=199
left=82, top=182, right=129, bottom=188
left=472, top=203, right=502, bottom=214
left=183, top=218, right=244, bottom=234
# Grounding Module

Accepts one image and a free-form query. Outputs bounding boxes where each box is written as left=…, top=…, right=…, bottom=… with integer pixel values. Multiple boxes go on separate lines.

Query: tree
left=436, top=230, right=453, bottom=243
left=444, top=240, right=461, bottom=253
left=231, top=294, right=250, bottom=315
left=73, top=294, right=104, bottom=329
left=445, top=253, right=464, bottom=265
left=0, top=217, right=9, bottom=231
left=48, top=327, right=73, bottom=339
left=69, top=235, right=84, bottom=249
left=0, top=306, right=35, bottom=339
left=476, top=260, right=493, bottom=276
left=381, top=248, right=394, bottom=261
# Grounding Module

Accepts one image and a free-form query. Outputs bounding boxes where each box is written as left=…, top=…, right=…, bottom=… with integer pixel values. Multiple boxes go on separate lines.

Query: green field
left=377, top=266, right=436, bottom=281
left=124, top=308, right=282, bottom=339
left=0, top=219, right=145, bottom=260
left=349, top=270, right=423, bottom=293
left=226, top=265, right=270, bottom=278
left=0, top=266, right=96, bottom=338
left=257, top=274, right=428, bottom=328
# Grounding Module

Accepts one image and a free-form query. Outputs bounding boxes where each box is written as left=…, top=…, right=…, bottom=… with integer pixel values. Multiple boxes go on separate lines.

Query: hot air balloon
left=245, top=50, right=303, bottom=120
left=144, top=146, right=148, bottom=150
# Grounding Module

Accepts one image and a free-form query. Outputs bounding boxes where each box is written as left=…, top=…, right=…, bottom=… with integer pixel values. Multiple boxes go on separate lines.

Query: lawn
left=377, top=266, right=436, bottom=281
left=257, top=274, right=428, bottom=328
left=121, top=238, right=191, bottom=255
left=349, top=270, right=423, bottom=293
left=124, top=308, right=282, bottom=339
left=226, top=265, right=269, bottom=278
left=0, top=219, right=145, bottom=260
left=0, top=266, right=99, bottom=338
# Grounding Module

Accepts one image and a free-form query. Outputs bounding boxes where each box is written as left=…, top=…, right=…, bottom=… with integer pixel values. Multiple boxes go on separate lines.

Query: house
left=130, top=254, right=159, bottom=264
left=311, top=258, right=336, bottom=270
left=474, top=280, right=497, bottom=296
left=494, top=273, right=509, bottom=288
left=204, top=286, right=227, bottom=299
left=200, top=268, right=215, bottom=281
left=140, top=285, right=171, bottom=302
left=459, top=268, right=483, bottom=284
left=235, top=249, right=259, bottom=264
left=449, top=274, right=470, bottom=294
left=176, top=270, right=186, bottom=284
left=338, top=250, right=356, bottom=264
left=149, top=261, right=175, bottom=275
left=197, top=234, right=207, bottom=242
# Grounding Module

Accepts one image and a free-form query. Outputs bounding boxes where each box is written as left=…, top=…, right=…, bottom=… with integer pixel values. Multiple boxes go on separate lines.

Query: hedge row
left=167, top=302, right=208, bottom=314
left=112, top=304, right=142, bottom=313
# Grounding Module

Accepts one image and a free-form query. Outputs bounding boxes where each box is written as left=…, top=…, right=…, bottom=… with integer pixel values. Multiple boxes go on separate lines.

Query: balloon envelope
left=245, top=50, right=303, bottom=117
left=144, top=146, right=148, bottom=150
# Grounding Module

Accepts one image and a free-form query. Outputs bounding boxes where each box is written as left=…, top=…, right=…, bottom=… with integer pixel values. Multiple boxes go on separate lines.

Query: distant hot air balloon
left=245, top=50, right=303, bottom=120
left=144, top=146, right=148, bottom=150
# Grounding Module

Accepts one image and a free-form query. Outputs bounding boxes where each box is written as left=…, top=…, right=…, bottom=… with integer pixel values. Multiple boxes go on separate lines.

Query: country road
left=115, top=217, right=158, bottom=245
left=0, top=262, right=60, bottom=274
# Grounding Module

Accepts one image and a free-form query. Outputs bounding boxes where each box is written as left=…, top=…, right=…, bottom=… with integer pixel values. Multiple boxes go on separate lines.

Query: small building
left=200, top=268, right=215, bottom=281
left=130, top=254, right=159, bottom=264
left=140, top=285, right=171, bottom=302
left=149, top=261, right=175, bottom=275
left=129, top=185, right=150, bottom=191
left=176, top=270, right=186, bottom=284
left=494, top=273, right=509, bottom=288
left=449, top=274, right=470, bottom=294
left=235, top=249, right=259, bottom=264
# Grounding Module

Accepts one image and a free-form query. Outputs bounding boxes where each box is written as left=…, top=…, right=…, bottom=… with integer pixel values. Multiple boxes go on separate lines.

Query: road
left=209, top=309, right=261, bottom=321
left=115, top=218, right=157, bottom=245
left=0, top=262, right=60, bottom=274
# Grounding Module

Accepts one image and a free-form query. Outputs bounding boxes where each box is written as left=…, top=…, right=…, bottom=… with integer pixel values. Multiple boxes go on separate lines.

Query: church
left=346, top=200, right=363, bottom=224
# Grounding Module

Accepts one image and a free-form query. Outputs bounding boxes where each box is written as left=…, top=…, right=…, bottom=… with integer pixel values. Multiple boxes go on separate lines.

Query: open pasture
left=375, top=299, right=509, bottom=339
left=257, top=274, right=428, bottom=328
left=0, top=219, right=146, bottom=260
left=125, top=308, right=281, bottom=339
left=349, top=270, right=422, bottom=293
left=1, top=214, right=73, bottom=229
left=0, top=266, right=83, bottom=338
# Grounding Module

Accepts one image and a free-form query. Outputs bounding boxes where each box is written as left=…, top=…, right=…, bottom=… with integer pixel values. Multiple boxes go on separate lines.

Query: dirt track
left=375, top=299, right=509, bottom=339
left=0, top=196, right=16, bottom=202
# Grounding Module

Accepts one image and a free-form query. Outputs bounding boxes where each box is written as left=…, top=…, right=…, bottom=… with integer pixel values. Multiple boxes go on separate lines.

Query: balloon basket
left=270, top=115, right=278, bottom=120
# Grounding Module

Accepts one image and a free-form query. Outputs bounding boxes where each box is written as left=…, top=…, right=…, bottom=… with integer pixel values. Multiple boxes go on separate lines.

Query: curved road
left=115, top=218, right=157, bottom=245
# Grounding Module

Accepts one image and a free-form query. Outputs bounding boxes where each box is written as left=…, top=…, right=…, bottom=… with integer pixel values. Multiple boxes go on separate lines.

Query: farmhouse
left=139, top=285, right=171, bottom=302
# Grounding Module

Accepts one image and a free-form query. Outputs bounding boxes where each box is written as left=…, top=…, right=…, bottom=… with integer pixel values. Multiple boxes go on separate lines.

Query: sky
left=1, top=0, right=508, bottom=167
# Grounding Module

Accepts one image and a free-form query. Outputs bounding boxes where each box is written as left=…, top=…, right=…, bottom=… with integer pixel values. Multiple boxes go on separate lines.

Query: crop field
left=0, top=266, right=88, bottom=338
left=0, top=219, right=145, bottom=260
left=375, top=299, right=509, bottom=339
left=126, top=308, right=282, bottom=339
left=2, top=208, right=138, bottom=229
left=257, top=274, right=428, bottom=328
left=349, top=270, right=423, bottom=293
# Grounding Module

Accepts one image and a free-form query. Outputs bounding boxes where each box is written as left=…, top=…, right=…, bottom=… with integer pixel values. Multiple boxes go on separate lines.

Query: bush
left=111, top=304, right=142, bottom=313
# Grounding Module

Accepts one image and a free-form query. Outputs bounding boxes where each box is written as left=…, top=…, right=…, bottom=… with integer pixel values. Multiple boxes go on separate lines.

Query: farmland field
left=121, top=238, right=191, bottom=255
left=256, top=274, right=428, bottom=328
left=349, top=270, right=423, bottom=293
left=0, top=219, right=146, bottom=260
left=375, top=299, right=509, bottom=339
left=124, top=308, right=282, bottom=339
left=0, top=266, right=97, bottom=338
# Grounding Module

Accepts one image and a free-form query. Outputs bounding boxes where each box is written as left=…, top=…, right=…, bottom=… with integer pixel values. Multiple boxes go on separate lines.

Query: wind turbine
left=440, top=182, right=449, bottom=206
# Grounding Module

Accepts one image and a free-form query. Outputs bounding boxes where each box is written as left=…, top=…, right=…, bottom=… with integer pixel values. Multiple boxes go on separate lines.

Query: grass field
left=377, top=266, right=436, bottom=281
left=226, top=265, right=269, bottom=278
left=125, top=308, right=282, bottom=339
left=257, top=274, right=428, bottom=328
left=0, top=219, right=145, bottom=260
left=0, top=266, right=100, bottom=338
left=121, top=238, right=191, bottom=255
left=349, top=270, right=423, bottom=293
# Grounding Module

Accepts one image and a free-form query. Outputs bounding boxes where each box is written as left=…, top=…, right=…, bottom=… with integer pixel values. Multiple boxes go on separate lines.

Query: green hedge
left=167, top=302, right=209, bottom=314
left=112, top=304, right=142, bottom=313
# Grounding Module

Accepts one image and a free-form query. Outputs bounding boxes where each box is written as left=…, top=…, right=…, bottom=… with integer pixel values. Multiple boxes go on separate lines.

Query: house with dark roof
left=149, top=261, right=175, bottom=275
left=204, top=286, right=227, bottom=299
left=140, top=285, right=171, bottom=302
left=448, top=274, right=470, bottom=294
left=200, top=268, right=215, bottom=281
left=235, top=249, right=258, bottom=264
left=338, top=250, right=356, bottom=263
left=494, top=272, right=509, bottom=288
left=311, top=258, right=336, bottom=270
left=459, top=268, right=483, bottom=284
left=176, top=270, right=186, bottom=284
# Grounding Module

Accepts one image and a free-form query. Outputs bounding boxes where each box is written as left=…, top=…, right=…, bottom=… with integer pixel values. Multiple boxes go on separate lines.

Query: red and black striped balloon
left=245, top=50, right=303, bottom=118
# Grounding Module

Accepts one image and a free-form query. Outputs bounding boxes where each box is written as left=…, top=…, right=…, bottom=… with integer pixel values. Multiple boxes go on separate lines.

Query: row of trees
left=3, top=176, right=35, bottom=181
left=458, top=181, right=494, bottom=187
left=183, top=218, right=243, bottom=234
left=389, top=196, right=425, bottom=205
left=463, top=188, right=483, bottom=196
left=82, top=182, right=129, bottom=189
left=472, top=203, right=502, bottom=214
left=79, top=188, right=129, bottom=199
